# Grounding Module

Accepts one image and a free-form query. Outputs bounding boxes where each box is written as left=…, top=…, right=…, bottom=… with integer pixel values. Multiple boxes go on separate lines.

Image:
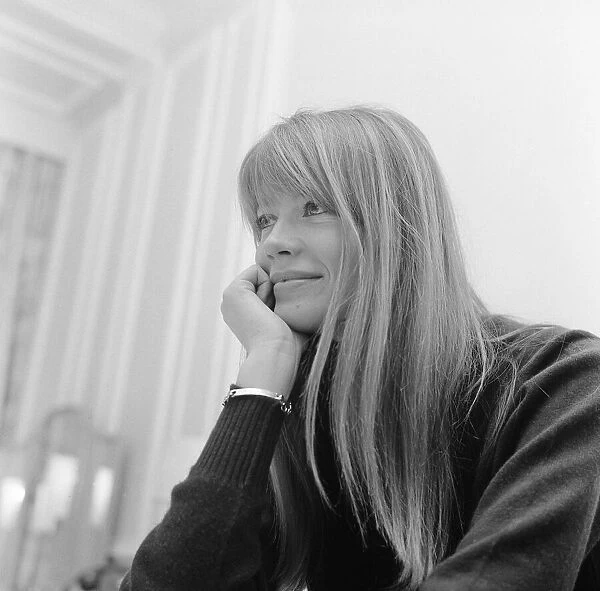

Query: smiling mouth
left=274, top=277, right=322, bottom=290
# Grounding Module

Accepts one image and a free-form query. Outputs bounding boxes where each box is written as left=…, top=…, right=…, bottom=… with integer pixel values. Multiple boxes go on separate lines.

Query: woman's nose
left=261, top=220, right=301, bottom=257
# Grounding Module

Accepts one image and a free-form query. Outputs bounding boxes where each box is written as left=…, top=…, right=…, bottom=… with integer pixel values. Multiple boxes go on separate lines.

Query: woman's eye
left=255, top=201, right=326, bottom=231
left=304, top=201, right=325, bottom=216
left=256, top=214, right=271, bottom=230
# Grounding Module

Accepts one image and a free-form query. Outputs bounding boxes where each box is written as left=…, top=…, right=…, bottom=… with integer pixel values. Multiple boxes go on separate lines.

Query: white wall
left=280, top=0, right=600, bottom=335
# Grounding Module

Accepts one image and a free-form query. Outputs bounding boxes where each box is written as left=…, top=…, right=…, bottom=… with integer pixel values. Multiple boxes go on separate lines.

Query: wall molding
left=54, top=115, right=115, bottom=406
left=20, top=0, right=163, bottom=61
left=0, top=33, right=103, bottom=88
left=72, top=93, right=135, bottom=411
left=170, top=16, right=241, bottom=441
left=0, top=78, right=62, bottom=115
left=104, top=66, right=172, bottom=436
left=134, top=23, right=225, bottom=537
left=0, top=4, right=161, bottom=120
left=0, top=14, right=127, bottom=81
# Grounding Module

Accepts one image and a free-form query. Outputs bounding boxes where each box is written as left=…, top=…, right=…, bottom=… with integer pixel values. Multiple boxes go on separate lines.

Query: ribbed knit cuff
left=191, top=395, right=286, bottom=493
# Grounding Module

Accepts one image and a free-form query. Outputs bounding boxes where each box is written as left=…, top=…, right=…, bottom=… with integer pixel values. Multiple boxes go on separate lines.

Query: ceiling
left=0, top=0, right=242, bottom=120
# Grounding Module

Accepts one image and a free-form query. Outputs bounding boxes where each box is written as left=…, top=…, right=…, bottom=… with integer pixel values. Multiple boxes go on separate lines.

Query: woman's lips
left=273, top=277, right=322, bottom=292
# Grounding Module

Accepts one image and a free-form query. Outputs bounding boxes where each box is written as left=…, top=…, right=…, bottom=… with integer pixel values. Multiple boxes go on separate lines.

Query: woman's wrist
left=236, top=347, right=298, bottom=400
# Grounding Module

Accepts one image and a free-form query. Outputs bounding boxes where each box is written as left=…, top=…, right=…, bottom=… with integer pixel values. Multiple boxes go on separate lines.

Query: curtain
left=0, top=144, right=64, bottom=442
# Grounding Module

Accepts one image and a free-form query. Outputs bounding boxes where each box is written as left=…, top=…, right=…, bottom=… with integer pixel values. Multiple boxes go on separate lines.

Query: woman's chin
left=274, top=309, right=320, bottom=337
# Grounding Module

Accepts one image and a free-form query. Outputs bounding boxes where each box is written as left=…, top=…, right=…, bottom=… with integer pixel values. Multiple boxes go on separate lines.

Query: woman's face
left=254, top=189, right=349, bottom=336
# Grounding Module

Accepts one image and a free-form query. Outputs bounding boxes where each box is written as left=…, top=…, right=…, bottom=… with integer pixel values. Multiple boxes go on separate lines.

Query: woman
left=120, top=107, right=600, bottom=590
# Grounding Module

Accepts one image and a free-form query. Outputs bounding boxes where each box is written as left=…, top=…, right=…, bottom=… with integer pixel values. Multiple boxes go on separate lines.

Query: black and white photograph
left=0, top=1, right=599, bottom=589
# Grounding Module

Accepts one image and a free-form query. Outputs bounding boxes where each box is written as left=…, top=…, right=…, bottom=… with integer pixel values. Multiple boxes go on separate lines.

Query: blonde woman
left=121, top=107, right=600, bottom=590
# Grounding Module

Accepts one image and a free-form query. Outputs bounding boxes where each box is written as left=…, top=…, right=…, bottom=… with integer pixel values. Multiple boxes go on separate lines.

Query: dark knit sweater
left=120, top=317, right=600, bottom=590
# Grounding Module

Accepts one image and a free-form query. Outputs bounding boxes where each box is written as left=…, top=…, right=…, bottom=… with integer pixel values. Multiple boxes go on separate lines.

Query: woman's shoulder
left=484, top=313, right=599, bottom=344
left=484, top=314, right=600, bottom=385
left=474, top=315, right=600, bottom=469
left=463, top=315, right=600, bottom=496
left=466, top=315, right=600, bottom=457
left=451, top=318, right=600, bottom=583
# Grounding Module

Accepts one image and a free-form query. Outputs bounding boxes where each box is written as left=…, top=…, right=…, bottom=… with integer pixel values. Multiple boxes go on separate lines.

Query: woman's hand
left=221, top=264, right=312, bottom=365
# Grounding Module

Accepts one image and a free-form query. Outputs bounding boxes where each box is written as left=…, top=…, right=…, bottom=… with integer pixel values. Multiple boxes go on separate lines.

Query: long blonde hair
left=236, top=106, right=546, bottom=590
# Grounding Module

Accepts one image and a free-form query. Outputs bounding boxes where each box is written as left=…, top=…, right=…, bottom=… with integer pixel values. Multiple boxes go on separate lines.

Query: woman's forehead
left=255, top=184, right=302, bottom=209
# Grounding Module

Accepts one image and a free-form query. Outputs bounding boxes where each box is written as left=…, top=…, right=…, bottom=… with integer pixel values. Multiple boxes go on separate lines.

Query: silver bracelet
left=223, top=386, right=292, bottom=415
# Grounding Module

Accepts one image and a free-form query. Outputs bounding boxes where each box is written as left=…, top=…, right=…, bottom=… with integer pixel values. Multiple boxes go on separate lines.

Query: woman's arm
left=120, top=348, right=300, bottom=591
left=119, top=395, right=281, bottom=591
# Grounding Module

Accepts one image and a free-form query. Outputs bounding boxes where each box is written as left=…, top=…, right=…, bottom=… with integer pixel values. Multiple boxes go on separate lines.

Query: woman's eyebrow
left=256, top=197, right=305, bottom=216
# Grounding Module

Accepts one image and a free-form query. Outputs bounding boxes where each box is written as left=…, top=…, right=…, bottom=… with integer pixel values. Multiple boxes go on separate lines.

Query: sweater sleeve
left=419, top=329, right=600, bottom=590
left=119, top=394, right=284, bottom=591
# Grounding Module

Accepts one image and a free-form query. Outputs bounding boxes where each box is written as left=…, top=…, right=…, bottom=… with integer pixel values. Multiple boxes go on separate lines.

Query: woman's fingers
left=221, top=264, right=293, bottom=353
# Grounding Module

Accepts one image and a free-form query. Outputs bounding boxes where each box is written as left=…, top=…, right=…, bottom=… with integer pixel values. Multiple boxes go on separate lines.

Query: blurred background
left=0, top=0, right=598, bottom=588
